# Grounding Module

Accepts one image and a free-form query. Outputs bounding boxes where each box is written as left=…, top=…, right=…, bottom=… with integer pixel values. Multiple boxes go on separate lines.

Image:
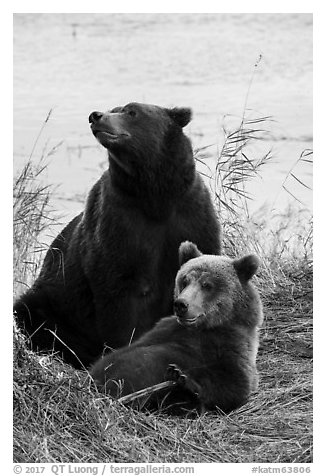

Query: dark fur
left=90, top=242, right=264, bottom=414
left=14, top=103, right=221, bottom=368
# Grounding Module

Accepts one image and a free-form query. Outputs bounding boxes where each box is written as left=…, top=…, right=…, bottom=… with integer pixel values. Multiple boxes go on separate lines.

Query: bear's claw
left=166, top=363, right=200, bottom=397
left=166, top=363, right=187, bottom=383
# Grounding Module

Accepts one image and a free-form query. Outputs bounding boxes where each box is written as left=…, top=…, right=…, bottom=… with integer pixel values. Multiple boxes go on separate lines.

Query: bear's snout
left=89, top=111, right=103, bottom=124
left=174, top=298, right=189, bottom=318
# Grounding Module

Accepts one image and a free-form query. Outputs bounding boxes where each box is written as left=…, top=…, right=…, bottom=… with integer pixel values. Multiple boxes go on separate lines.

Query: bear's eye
left=127, top=109, right=137, bottom=118
left=201, top=281, right=213, bottom=291
left=179, top=276, right=189, bottom=290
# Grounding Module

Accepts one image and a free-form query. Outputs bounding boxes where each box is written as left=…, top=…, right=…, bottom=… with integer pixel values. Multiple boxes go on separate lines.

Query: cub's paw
left=166, top=363, right=187, bottom=384
left=166, top=364, right=201, bottom=397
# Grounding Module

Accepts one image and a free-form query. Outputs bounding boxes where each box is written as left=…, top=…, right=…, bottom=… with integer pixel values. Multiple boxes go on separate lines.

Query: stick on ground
left=117, top=380, right=177, bottom=405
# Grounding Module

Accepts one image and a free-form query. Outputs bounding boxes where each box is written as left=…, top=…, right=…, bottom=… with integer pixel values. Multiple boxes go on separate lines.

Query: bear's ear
left=167, top=107, right=192, bottom=128
left=179, top=241, right=202, bottom=267
left=233, top=255, right=260, bottom=281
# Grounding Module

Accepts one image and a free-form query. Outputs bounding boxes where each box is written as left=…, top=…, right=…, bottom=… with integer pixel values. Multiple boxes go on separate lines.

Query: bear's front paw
left=166, top=363, right=187, bottom=384
left=166, top=364, right=201, bottom=397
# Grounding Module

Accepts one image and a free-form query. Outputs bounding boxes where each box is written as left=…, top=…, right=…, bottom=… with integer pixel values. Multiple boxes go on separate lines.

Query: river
left=13, top=13, right=313, bottom=233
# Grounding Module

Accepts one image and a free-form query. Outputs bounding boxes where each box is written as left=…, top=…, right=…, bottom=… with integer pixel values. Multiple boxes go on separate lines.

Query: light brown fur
left=91, top=241, right=264, bottom=413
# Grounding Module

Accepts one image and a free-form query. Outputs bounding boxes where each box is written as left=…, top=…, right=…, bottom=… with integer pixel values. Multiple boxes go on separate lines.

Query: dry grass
left=13, top=111, right=313, bottom=463
left=13, top=159, right=53, bottom=297
left=13, top=110, right=61, bottom=297
left=13, top=268, right=312, bottom=463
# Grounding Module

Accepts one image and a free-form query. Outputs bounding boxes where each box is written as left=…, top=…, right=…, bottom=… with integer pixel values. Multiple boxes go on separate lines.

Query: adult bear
left=14, top=102, right=221, bottom=368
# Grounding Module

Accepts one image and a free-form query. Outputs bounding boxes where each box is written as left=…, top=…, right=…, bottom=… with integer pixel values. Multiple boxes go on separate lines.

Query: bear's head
left=88, top=102, right=193, bottom=179
left=174, top=241, right=263, bottom=329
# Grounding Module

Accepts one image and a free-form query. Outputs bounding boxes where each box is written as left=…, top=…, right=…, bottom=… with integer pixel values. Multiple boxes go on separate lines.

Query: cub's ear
left=233, top=255, right=260, bottom=281
left=179, top=241, right=202, bottom=267
left=167, top=107, right=192, bottom=128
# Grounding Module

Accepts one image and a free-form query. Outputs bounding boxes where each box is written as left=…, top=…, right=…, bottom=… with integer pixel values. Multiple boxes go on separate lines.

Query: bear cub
left=91, top=241, right=264, bottom=413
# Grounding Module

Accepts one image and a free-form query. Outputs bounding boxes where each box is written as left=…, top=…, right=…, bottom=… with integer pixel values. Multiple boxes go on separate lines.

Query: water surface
left=13, top=13, right=313, bottom=231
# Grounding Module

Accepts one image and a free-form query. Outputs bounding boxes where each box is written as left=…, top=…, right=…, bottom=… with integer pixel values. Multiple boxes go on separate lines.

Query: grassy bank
left=13, top=266, right=312, bottom=463
left=13, top=116, right=313, bottom=463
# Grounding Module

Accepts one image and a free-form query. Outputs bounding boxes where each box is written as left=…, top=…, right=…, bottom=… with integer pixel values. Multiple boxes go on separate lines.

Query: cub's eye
left=179, top=276, right=188, bottom=290
left=201, top=281, right=213, bottom=291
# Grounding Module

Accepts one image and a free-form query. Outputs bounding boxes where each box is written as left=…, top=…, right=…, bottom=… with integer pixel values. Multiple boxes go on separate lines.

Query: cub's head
left=174, top=241, right=263, bottom=329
